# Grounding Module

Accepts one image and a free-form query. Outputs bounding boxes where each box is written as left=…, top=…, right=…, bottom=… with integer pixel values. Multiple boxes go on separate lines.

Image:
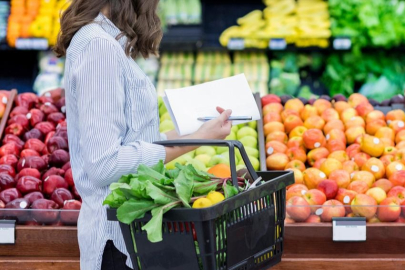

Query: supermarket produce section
left=0, top=0, right=405, bottom=269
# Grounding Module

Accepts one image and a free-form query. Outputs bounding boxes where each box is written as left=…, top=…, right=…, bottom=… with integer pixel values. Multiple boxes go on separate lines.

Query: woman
left=54, top=1, right=232, bottom=269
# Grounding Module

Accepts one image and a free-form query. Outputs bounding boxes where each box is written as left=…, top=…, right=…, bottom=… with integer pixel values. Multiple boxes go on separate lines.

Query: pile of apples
left=158, top=97, right=261, bottom=171
left=0, top=90, right=81, bottom=226
left=261, top=93, right=405, bottom=223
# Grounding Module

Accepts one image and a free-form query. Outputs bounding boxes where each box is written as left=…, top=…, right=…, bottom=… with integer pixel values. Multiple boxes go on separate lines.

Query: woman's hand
left=195, top=107, right=232, bottom=140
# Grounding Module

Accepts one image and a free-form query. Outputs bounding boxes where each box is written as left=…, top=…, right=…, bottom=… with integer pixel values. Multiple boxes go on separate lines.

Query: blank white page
left=163, top=74, right=261, bottom=136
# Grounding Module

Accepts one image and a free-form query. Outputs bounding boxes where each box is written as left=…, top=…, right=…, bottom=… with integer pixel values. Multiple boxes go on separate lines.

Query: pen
left=197, top=116, right=252, bottom=122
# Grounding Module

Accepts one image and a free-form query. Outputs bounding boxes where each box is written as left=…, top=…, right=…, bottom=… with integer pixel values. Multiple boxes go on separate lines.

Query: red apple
left=49, top=150, right=70, bottom=168
left=0, top=164, right=16, bottom=177
left=64, top=168, right=74, bottom=187
left=71, top=185, right=81, bottom=200
left=304, top=215, right=321, bottom=223
left=8, top=114, right=29, bottom=129
left=286, top=196, right=311, bottom=222
left=303, top=189, right=327, bottom=213
left=262, top=94, right=281, bottom=106
left=16, top=176, right=42, bottom=194
left=17, top=156, right=47, bottom=172
left=10, top=106, right=29, bottom=117
left=43, top=175, right=68, bottom=195
left=47, top=136, right=68, bottom=153
left=5, top=123, right=24, bottom=137
left=35, top=122, right=56, bottom=135
left=42, top=167, right=65, bottom=181
left=387, top=186, right=405, bottom=204
left=2, top=134, right=24, bottom=150
left=31, top=199, right=59, bottom=224
left=23, top=129, right=44, bottom=141
left=321, top=200, right=346, bottom=222
left=377, top=197, right=401, bottom=222
left=40, top=103, right=59, bottom=115
left=0, top=173, right=16, bottom=190
left=51, top=188, right=73, bottom=208
left=317, top=179, right=339, bottom=200
left=5, top=198, right=30, bottom=219
left=0, top=188, right=22, bottom=204
left=0, top=143, right=20, bottom=157
left=27, top=109, right=45, bottom=127
left=62, top=162, right=71, bottom=172
left=0, top=155, right=19, bottom=169
left=16, top=168, right=41, bottom=181
left=16, top=93, right=39, bottom=109
left=24, top=191, right=44, bottom=204
left=60, top=199, right=81, bottom=225
left=47, top=112, right=65, bottom=125
left=24, top=139, right=47, bottom=155
left=389, top=170, right=405, bottom=187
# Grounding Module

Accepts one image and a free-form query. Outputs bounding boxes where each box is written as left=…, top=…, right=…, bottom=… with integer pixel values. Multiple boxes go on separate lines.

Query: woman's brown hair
left=54, top=0, right=162, bottom=59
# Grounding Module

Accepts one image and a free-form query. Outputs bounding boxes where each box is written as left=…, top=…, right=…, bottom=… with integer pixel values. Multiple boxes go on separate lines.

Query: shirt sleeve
left=74, top=38, right=166, bottom=188
left=159, top=133, right=168, bottom=141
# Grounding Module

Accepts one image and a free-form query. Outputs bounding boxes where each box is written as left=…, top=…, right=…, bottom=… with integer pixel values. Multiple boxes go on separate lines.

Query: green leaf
left=152, top=181, right=176, bottom=191
left=117, top=199, right=159, bottom=224
left=193, top=180, right=220, bottom=195
left=129, top=178, right=150, bottom=199
left=223, top=181, right=239, bottom=199
left=141, top=203, right=179, bottom=243
left=165, top=168, right=180, bottom=179
left=138, top=164, right=169, bottom=184
left=109, top=183, right=140, bottom=200
left=177, top=163, right=213, bottom=182
left=151, top=160, right=165, bottom=175
left=103, top=189, right=127, bottom=208
left=173, top=170, right=194, bottom=208
left=118, top=174, right=134, bottom=184
left=145, top=181, right=179, bottom=204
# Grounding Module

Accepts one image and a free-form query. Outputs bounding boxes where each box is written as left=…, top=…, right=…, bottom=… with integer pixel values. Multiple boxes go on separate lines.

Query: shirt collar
left=94, top=13, right=128, bottom=51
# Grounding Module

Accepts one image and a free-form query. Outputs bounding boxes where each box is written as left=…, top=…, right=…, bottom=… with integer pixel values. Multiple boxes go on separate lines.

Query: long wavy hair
left=54, top=0, right=162, bottom=59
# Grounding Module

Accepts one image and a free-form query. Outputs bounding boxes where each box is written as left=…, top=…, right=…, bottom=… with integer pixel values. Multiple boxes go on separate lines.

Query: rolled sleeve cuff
left=138, top=141, right=166, bottom=166
left=160, top=132, right=168, bottom=141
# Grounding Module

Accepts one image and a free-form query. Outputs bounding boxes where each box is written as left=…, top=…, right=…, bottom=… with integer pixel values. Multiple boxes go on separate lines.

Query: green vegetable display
left=329, top=0, right=405, bottom=49
left=103, top=161, right=242, bottom=243
left=322, top=52, right=405, bottom=100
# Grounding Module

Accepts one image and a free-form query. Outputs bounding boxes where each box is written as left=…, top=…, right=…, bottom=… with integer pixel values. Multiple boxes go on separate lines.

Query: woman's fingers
left=216, top=106, right=225, bottom=114
left=217, top=109, right=232, bottom=124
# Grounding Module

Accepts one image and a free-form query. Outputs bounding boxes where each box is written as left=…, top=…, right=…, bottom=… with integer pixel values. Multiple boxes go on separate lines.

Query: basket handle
left=154, top=139, right=259, bottom=188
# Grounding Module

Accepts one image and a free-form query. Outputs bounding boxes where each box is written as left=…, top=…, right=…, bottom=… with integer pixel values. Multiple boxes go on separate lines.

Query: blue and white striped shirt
left=64, top=13, right=166, bottom=270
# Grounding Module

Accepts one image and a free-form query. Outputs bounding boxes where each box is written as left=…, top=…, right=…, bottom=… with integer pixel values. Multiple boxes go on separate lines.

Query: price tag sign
left=333, top=217, right=366, bottom=242
left=16, top=38, right=49, bottom=50
left=269, top=38, right=287, bottom=50
left=333, top=38, right=351, bottom=50
left=227, top=38, right=245, bottom=50
left=0, top=220, right=16, bottom=244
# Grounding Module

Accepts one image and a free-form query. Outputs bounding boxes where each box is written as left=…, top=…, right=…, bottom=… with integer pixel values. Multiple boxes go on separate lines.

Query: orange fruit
left=208, top=164, right=231, bottom=178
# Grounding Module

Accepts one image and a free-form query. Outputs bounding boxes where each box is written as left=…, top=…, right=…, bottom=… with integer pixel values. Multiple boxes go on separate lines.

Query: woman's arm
left=75, top=38, right=167, bottom=188
left=163, top=108, right=232, bottom=163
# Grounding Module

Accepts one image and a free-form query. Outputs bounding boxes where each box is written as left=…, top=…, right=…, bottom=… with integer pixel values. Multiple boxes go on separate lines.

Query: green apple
left=237, top=127, right=258, bottom=140
left=231, top=125, right=239, bottom=133
left=236, top=165, right=246, bottom=171
left=239, top=136, right=257, bottom=149
left=220, top=151, right=239, bottom=164
left=196, top=146, right=216, bottom=157
left=159, top=119, right=174, bottom=132
left=183, top=151, right=195, bottom=159
left=225, top=131, right=236, bottom=140
left=165, top=160, right=177, bottom=170
left=248, top=156, right=260, bottom=171
left=158, top=96, right=163, bottom=107
left=208, top=154, right=230, bottom=167
left=216, top=147, right=228, bottom=155
left=186, top=159, right=206, bottom=171
left=160, top=112, right=171, bottom=122
left=248, top=121, right=257, bottom=130
left=244, top=146, right=259, bottom=158
left=159, top=105, right=167, bottom=116
left=194, top=154, right=212, bottom=166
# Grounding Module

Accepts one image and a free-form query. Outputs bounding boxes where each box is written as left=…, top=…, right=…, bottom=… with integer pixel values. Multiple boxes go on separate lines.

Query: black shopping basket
left=107, top=140, right=294, bottom=270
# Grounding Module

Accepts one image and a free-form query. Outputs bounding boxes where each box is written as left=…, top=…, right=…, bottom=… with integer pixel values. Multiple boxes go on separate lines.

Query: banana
left=237, top=10, right=263, bottom=25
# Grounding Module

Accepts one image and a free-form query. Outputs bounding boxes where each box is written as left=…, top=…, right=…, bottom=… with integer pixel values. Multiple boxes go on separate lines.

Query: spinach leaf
left=117, top=199, right=159, bottom=224
left=193, top=180, right=219, bottom=195
left=173, top=170, right=194, bottom=208
left=165, top=167, right=180, bottom=179
left=151, top=160, right=165, bottom=175
left=145, top=181, right=179, bottom=204
left=141, top=202, right=179, bottom=243
left=138, top=164, right=169, bottom=184
left=223, top=181, right=239, bottom=199
left=103, top=189, right=127, bottom=208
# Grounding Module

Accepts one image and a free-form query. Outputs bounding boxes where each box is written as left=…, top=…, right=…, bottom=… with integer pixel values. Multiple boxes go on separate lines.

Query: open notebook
left=162, top=74, right=261, bottom=136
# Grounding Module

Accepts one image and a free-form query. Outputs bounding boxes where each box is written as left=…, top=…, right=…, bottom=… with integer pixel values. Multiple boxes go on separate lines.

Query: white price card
left=332, top=217, right=366, bottom=242
left=333, top=38, right=352, bottom=50
left=16, top=38, right=49, bottom=50
left=0, top=220, right=16, bottom=244
left=269, top=38, right=287, bottom=50
left=227, top=38, right=245, bottom=50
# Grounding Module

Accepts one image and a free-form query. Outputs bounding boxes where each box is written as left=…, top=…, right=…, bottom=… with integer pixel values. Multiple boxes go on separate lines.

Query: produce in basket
left=262, top=93, right=405, bottom=223
left=0, top=90, right=80, bottom=225
left=104, top=161, right=254, bottom=243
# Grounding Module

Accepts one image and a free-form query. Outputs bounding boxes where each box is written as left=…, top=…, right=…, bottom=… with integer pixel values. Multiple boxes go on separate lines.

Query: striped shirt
left=64, top=13, right=166, bottom=270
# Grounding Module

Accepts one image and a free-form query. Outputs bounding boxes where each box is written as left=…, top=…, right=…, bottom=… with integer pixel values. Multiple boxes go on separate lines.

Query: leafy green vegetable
left=138, top=164, right=168, bottom=184
left=223, top=181, right=239, bottom=199
left=173, top=170, right=194, bottom=208
left=103, top=190, right=126, bottom=208
left=117, top=199, right=159, bottom=224
left=193, top=180, right=220, bottom=195
left=144, top=181, right=178, bottom=205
